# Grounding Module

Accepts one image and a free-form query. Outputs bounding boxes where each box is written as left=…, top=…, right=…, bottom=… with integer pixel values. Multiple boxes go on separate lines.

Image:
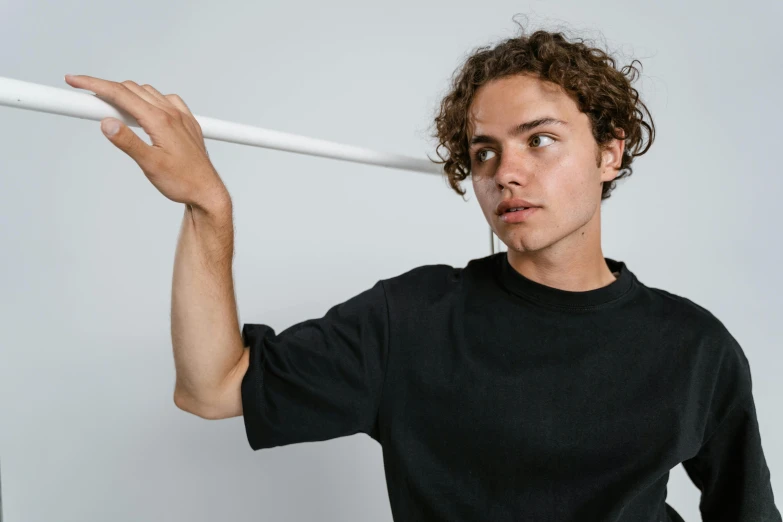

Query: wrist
left=190, top=188, right=232, bottom=224
left=187, top=197, right=234, bottom=265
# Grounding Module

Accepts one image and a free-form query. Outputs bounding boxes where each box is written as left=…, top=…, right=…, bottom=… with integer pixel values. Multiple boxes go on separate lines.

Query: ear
left=599, top=128, right=626, bottom=182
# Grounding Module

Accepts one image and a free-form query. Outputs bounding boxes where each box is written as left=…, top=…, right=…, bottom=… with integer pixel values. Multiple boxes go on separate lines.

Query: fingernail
left=102, top=119, right=120, bottom=136
left=65, top=74, right=73, bottom=80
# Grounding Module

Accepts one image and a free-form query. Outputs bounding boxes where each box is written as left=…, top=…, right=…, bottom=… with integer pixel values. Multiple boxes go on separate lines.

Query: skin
left=468, top=73, right=626, bottom=292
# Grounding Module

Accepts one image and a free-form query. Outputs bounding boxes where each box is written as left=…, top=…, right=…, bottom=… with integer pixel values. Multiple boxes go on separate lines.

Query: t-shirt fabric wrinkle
left=240, top=252, right=781, bottom=522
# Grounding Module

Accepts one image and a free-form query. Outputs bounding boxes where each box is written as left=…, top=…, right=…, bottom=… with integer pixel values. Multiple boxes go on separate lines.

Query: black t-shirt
left=240, top=252, right=781, bottom=521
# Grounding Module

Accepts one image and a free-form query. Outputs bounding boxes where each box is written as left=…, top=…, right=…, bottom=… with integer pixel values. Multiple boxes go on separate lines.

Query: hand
left=64, top=74, right=229, bottom=209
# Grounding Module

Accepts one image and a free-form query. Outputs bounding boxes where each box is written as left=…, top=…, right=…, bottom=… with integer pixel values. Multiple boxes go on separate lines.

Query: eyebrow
left=469, top=117, right=568, bottom=147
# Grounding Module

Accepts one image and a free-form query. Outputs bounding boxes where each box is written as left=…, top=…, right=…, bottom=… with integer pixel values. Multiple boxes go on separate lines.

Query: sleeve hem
left=370, top=280, right=392, bottom=439
left=240, top=323, right=268, bottom=451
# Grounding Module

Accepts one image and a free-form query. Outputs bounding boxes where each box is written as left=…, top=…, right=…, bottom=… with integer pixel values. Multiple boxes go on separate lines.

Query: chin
left=502, top=235, right=548, bottom=253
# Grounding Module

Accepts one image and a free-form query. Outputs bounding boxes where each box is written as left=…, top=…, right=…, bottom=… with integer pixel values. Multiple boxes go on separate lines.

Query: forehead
left=467, top=74, right=577, bottom=131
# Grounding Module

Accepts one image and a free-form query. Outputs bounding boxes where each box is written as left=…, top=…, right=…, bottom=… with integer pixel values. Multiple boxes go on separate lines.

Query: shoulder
left=379, top=253, right=499, bottom=289
left=380, top=261, right=462, bottom=297
left=644, top=284, right=750, bottom=383
left=645, top=285, right=735, bottom=340
left=636, top=283, right=755, bottom=431
left=377, top=255, right=508, bottom=307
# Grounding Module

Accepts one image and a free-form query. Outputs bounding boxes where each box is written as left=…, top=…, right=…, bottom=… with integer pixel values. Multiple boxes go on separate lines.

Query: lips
left=501, top=206, right=539, bottom=223
left=496, top=198, right=541, bottom=215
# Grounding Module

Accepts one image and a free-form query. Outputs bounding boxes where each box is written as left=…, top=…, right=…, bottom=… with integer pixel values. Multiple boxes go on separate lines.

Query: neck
left=506, top=250, right=617, bottom=292
left=504, top=205, right=616, bottom=292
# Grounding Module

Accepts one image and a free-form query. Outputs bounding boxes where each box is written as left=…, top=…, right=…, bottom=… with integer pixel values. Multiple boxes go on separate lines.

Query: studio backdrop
left=0, top=2, right=780, bottom=521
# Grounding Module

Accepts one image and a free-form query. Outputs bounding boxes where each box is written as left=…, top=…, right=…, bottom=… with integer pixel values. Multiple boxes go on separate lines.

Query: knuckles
left=154, top=110, right=178, bottom=126
left=116, top=80, right=191, bottom=118
left=113, top=80, right=191, bottom=129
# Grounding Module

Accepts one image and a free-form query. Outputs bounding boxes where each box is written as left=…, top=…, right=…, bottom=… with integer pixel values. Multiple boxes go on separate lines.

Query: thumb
left=100, top=117, right=123, bottom=138
left=100, top=118, right=150, bottom=163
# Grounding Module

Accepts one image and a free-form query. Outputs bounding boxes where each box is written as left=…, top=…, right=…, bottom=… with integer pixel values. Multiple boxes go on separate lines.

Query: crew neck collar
left=494, top=252, right=637, bottom=309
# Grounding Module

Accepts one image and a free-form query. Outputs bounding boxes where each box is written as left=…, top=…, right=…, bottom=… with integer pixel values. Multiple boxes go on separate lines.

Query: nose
left=495, top=169, right=532, bottom=193
left=493, top=151, right=535, bottom=191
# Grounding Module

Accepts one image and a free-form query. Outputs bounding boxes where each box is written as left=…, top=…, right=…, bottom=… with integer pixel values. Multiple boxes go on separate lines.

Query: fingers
left=165, top=94, right=194, bottom=118
left=123, top=81, right=185, bottom=123
left=65, top=75, right=166, bottom=129
left=136, top=83, right=194, bottom=119
left=164, top=93, right=203, bottom=137
left=65, top=75, right=206, bottom=166
left=139, top=83, right=168, bottom=104
left=100, top=116, right=156, bottom=168
left=139, top=83, right=199, bottom=132
left=122, top=81, right=167, bottom=108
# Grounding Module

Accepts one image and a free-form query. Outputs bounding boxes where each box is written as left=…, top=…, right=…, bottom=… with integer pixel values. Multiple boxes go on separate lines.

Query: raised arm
left=171, top=197, right=248, bottom=420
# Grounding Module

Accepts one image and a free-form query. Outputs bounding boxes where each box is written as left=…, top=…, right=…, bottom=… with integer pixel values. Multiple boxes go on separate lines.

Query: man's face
left=468, top=73, right=623, bottom=255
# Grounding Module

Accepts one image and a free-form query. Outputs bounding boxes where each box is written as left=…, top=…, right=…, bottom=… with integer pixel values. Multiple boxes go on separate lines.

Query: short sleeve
left=240, top=279, right=390, bottom=450
left=681, top=332, right=782, bottom=521
left=681, top=390, right=781, bottom=521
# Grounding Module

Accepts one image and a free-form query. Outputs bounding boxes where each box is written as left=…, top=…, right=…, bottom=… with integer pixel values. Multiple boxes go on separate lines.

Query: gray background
left=1, top=1, right=781, bottom=521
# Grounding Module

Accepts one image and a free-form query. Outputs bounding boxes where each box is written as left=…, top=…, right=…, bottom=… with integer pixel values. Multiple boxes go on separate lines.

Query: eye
left=472, top=134, right=556, bottom=164
left=530, top=134, right=555, bottom=148
left=475, top=149, right=496, bottom=163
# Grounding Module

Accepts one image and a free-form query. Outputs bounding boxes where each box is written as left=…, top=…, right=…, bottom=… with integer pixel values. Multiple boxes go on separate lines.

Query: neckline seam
left=500, top=278, right=638, bottom=311
left=495, top=253, right=634, bottom=310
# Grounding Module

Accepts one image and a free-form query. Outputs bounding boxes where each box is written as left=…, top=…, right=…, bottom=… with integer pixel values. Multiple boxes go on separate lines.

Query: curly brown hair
left=428, top=16, right=655, bottom=202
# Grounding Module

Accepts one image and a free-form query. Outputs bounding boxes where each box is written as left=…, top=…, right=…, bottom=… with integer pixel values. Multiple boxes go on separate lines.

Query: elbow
left=173, top=348, right=248, bottom=420
left=174, top=388, right=219, bottom=420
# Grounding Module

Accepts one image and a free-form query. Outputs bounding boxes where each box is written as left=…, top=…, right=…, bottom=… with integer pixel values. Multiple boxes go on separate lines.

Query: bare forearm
left=171, top=194, right=244, bottom=409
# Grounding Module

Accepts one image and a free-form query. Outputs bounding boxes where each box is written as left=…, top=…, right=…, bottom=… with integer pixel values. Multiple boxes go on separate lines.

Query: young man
left=229, top=72, right=780, bottom=520
left=235, top=71, right=779, bottom=522
left=69, top=21, right=781, bottom=522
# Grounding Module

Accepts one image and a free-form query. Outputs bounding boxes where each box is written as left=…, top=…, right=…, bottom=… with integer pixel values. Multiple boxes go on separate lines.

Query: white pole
left=0, top=76, right=443, bottom=176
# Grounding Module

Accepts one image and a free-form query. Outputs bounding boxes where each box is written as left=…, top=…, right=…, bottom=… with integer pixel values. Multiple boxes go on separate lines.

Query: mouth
left=500, top=206, right=539, bottom=223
